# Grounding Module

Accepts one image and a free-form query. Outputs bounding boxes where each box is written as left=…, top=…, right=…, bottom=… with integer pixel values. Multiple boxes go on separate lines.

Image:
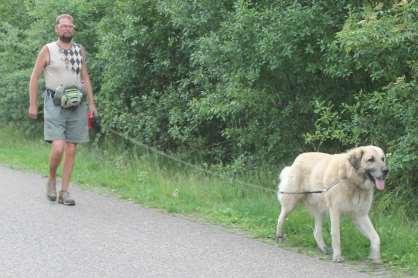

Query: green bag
left=53, top=86, right=83, bottom=109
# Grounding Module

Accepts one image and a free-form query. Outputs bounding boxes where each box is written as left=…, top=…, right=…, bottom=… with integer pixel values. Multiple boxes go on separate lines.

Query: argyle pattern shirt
left=60, top=43, right=83, bottom=74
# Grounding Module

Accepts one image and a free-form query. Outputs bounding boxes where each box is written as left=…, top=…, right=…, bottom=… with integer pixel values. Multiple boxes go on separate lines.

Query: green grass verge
left=0, top=125, right=416, bottom=276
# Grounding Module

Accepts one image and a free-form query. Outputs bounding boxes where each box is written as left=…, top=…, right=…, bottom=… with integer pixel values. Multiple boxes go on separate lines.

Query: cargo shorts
left=43, top=91, right=89, bottom=144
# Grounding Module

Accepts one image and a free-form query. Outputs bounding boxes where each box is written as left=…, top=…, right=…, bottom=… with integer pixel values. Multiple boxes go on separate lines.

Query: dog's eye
left=381, top=157, right=385, bottom=162
left=367, top=157, right=375, bottom=162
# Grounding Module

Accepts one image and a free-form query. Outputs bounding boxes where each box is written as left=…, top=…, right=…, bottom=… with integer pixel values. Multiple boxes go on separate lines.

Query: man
left=28, top=14, right=97, bottom=206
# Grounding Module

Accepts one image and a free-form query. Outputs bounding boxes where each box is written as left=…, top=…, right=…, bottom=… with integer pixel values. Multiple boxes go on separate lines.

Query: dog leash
left=279, top=180, right=341, bottom=195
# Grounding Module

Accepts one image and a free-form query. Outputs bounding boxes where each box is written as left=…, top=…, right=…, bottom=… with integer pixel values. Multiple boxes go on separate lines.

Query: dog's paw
left=332, top=255, right=344, bottom=263
left=318, top=246, right=331, bottom=255
left=275, top=235, right=285, bottom=243
left=369, top=256, right=382, bottom=265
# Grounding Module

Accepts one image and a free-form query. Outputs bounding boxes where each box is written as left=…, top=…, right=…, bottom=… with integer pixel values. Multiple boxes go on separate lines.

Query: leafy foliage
left=0, top=0, right=417, bottom=202
left=306, top=1, right=418, bottom=201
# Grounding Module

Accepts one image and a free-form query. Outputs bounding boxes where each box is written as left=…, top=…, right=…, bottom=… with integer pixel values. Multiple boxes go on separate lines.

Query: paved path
left=0, top=165, right=376, bottom=278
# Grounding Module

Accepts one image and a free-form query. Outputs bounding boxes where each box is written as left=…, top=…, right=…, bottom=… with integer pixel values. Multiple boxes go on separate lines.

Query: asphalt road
left=0, top=165, right=377, bottom=278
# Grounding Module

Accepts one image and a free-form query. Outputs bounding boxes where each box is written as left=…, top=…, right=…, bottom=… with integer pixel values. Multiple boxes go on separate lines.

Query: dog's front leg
left=353, top=215, right=381, bottom=263
left=313, top=211, right=327, bottom=253
left=329, top=208, right=343, bottom=262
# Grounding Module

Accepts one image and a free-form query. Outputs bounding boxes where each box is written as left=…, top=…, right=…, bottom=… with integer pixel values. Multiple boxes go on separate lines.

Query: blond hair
left=55, top=14, right=74, bottom=26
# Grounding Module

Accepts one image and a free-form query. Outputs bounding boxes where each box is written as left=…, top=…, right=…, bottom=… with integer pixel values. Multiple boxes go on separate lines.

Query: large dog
left=276, top=146, right=388, bottom=263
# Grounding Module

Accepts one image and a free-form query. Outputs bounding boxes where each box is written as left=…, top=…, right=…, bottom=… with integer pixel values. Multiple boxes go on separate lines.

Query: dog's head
left=348, top=146, right=388, bottom=191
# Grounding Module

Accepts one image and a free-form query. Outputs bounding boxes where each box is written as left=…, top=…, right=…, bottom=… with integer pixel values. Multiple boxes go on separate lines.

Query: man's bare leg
left=57, top=142, right=77, bottom=205
left=48, top=140, right=66, bottom=183
left=46, top=140, right=65, bottom=201
left=61, top=142, right=77, bottom=192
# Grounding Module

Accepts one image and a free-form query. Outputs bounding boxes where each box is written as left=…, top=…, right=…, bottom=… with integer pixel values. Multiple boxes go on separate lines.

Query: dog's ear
left=349, top=148, right=364, bottom=170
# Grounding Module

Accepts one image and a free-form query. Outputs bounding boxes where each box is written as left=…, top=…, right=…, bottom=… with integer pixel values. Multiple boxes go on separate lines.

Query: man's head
left=55, top=14, right=75, bottom=43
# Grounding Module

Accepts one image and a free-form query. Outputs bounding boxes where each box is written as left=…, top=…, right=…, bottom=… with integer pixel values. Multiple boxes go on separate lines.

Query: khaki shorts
left=43, top=92, right=89, bottom=144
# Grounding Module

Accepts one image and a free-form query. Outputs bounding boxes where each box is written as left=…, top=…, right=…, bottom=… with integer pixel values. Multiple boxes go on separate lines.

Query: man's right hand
left=28, top=105, right=38, bottom=119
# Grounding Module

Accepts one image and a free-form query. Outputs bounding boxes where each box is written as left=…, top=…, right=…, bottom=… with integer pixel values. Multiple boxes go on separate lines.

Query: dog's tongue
left=374, top=178, right=385, bottom=191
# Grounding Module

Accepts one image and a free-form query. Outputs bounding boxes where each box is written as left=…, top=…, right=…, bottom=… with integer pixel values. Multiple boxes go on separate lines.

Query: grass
left=0, top=125, right=417, bottom=276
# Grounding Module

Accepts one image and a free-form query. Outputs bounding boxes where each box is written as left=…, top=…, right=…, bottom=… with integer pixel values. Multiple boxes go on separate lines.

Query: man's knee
left=65, top=142, right=77, bottom=155
left=51, top=140, right=65, bottom=155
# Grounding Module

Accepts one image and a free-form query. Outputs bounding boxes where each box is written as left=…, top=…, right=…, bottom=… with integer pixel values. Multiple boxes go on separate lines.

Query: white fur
left=275, top=146, right=387, bottom=263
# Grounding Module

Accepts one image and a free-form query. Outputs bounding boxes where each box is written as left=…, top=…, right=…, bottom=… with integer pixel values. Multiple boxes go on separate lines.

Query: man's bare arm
left=28, top=46, right=48, bottom=119
left=80, top=48, right=97, bottom=115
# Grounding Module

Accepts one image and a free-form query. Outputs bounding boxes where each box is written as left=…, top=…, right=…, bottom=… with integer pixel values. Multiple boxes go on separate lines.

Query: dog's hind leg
left=276, top=195, right=300, bottom=242
left=312, top=210, right=327, bottom=253
left=276, top=166, right=301, bottom=241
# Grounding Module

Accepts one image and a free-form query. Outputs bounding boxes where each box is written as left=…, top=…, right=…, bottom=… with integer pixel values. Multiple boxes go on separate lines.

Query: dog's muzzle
left=366, top=168, right=388, bottom=191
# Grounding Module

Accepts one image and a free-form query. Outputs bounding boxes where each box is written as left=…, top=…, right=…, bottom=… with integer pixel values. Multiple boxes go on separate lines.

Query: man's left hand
left=88, top=103, right=97, bottom=116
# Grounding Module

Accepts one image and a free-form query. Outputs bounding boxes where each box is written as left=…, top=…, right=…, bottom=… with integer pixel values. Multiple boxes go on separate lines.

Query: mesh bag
left=60, top=87, right=83, bottom=109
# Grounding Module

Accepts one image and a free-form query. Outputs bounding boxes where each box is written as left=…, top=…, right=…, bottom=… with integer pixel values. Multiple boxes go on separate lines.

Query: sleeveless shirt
left=44, top=41, right=83, bottom=90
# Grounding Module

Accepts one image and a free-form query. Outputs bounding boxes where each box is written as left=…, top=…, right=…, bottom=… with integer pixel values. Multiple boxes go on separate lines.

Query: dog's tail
left=277, top=166, right=292, bottom=201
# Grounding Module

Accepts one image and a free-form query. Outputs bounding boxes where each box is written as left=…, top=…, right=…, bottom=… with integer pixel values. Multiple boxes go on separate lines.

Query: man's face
left=55, top=17, right=74, bottom=43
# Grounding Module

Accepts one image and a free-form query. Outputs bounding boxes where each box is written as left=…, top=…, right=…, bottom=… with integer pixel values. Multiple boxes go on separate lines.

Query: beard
left=59, top=34, right=73, bottom=43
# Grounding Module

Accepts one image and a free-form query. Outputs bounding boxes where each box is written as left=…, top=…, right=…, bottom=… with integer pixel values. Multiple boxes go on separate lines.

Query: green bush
left=306, top=1, right=418, bottom=207
left=0, top=0, right=417, bottom=204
